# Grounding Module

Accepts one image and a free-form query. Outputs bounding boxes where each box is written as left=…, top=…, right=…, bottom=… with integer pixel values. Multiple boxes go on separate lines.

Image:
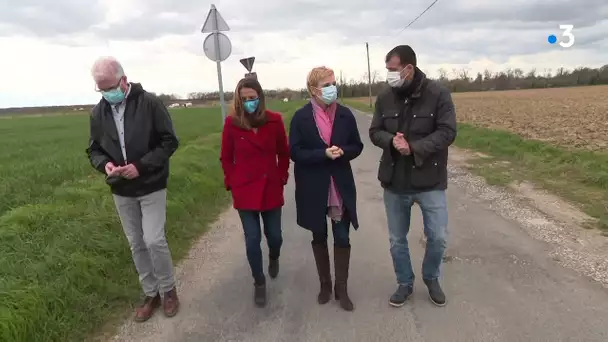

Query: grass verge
left=344, top=99, right=608, bottom=232
left=0, top=101, right=302, bottom=342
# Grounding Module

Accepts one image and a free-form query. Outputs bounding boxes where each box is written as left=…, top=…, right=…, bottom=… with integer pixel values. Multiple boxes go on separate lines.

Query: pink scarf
left=311, top=99, right=344, bottom=221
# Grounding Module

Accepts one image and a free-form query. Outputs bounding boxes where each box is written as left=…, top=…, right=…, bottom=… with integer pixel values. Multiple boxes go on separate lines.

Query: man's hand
left=325, top=145, right=343, bottom=160
left=116, top=164, right=140, bottom=179
left=392, top=133, right=411, bottom=155
left=105, top=162, right=118, bottom=175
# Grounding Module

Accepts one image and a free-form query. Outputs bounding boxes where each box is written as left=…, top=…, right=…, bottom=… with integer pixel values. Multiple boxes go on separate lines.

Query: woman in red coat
left=220, top=77, right=290, bottom=307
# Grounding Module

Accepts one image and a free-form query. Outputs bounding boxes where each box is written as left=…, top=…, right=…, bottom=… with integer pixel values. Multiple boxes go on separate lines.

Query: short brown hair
left=306, top=66, right=334, bottom=97
left=230, top=77, right=267, bottom=129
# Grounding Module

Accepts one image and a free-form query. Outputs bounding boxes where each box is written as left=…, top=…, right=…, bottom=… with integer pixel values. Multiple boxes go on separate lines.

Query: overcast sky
left=0, top=0, right=607, bottom=108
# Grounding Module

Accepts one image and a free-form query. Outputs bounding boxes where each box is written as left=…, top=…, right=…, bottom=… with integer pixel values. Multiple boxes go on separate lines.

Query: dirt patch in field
left=352, top=85, right=608, bottom=151
left=454, top=86, right=608, bottom=151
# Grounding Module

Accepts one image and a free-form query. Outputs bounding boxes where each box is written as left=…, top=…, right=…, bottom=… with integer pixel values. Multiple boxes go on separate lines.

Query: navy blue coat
left=289, top=102, right=364, bottom=232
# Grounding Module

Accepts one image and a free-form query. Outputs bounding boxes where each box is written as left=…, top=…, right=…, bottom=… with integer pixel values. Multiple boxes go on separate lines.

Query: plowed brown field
left=353, top=85, right=608, bottom=151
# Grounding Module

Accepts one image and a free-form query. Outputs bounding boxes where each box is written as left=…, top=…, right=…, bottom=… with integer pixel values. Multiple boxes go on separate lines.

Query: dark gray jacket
left=368, top=69, right=457, bottom=192
left=86, top=83, right=179, bottom=197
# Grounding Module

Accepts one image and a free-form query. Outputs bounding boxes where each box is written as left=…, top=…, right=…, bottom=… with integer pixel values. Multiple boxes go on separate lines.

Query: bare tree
left=458, top=68, right=470, bottom=81
left=513, top=68, right=524, bottom=78
left=178, top=64, right=608, bottom=101
left=483, top=69, right=493, bottom=81
left=438, top=68, right=449, bottom=81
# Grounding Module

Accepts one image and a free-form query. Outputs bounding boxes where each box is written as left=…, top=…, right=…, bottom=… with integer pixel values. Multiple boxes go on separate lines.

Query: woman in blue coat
left=289, top=66, right=364, bottom=311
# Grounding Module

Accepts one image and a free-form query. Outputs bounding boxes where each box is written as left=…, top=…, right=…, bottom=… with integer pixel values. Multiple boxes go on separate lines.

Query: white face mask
left=387, top=71, right=404, bottom=87
left=386, top=66, right=412, bottom=88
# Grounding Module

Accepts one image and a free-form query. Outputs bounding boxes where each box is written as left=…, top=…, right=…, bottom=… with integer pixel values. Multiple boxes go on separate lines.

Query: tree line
left=156, top=64, right=608, bottom=103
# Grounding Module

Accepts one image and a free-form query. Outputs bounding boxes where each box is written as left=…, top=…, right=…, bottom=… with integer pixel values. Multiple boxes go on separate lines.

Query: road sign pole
left=213, top=9, right=227, bottom=124
left=202, top=4, right=231, bottom=129
left=215, top=58, right=226, bottom=124
left=214, top=50, right=226, bottom=122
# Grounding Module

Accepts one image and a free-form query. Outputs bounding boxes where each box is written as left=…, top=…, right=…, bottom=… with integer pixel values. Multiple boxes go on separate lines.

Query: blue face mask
left=102, top=87, right=126, bottom=104
left=243, top=99, right=260, bottom=114
left=320, top=85, right=338, bottom=105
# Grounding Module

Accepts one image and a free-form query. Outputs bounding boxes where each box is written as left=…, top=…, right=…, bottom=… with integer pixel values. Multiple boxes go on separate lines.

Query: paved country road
left=110, top=111, right=608, bottom=342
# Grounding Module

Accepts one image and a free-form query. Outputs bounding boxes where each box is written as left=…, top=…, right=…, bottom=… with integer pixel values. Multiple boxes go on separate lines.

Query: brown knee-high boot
left=312, top=242, right=332, bottom=304
left=334, top=245, right=354, bottom=311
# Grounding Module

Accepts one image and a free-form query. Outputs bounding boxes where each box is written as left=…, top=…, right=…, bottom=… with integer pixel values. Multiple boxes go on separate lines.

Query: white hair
left=91, top=56, right=125, bottom=82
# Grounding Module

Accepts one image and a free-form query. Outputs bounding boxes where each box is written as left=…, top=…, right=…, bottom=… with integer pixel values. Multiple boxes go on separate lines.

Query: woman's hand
left=325, top=145, right=344, bottom=160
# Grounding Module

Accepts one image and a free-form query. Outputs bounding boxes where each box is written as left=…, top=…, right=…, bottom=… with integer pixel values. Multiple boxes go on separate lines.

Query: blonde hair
left=306, top=66, right=334, bottom=97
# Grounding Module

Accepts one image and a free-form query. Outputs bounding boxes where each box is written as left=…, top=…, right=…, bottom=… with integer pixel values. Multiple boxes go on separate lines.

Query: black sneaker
left=254, top=283, right=266, bottom=307
left=389, top=284, right=413, bottom=307
left=423, top=278, right=446, bottom=306
left=268, top=258, right=279, bottom=279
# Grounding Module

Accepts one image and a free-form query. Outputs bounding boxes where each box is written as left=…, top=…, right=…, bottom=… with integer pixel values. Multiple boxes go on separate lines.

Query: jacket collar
left=392, top=67, right=427, bottom=99
left=229, top=109, right=280, bottom=128
left=410, top=68, right=427, bottom=98
left=301, top=102, right=347, bottom=119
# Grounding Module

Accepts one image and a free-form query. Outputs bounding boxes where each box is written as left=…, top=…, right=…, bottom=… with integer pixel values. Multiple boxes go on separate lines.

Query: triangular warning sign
left=240, top=57, right=255, bottom=72
left=201, top=5, right=230, bottom=33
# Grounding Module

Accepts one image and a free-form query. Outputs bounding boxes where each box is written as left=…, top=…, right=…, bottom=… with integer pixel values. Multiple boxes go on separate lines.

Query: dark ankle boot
left=268, top=258, right=279, bottom=279
left=254, top=277, right=266, bottom=308
left=334, top=245, right=354, bottom=311
left=312, top=242, right=332, bottom=304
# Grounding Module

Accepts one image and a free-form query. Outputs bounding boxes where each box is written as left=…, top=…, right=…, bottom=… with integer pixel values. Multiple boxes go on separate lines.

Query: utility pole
left=365, top=42, right=372, bottom=109
left=339, top=70, right=344, bottom=101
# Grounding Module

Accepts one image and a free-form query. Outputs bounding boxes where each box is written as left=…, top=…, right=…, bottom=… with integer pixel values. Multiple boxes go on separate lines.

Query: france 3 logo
left=547, top=25, right=575, bottom=48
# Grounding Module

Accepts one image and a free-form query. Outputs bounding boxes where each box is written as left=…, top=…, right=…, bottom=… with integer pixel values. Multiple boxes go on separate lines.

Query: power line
left=395, top=0, right=441, bottom=36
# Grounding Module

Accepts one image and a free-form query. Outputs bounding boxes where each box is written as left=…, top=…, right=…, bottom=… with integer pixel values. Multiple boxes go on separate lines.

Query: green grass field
left=0, top=100, right=304, bottom=342
left=345, top=100, right=608, bottom=232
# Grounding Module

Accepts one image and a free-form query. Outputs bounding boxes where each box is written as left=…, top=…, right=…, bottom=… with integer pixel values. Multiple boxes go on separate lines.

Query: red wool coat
left=220, top=110, right=290, bottom=211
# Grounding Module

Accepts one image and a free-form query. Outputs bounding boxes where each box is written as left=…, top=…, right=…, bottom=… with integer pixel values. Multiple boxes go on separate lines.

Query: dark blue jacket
left=289, top=102, right=364, bottom=232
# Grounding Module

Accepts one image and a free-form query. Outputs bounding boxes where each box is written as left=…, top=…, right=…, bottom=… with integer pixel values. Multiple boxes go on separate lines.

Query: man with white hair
left=86, top=56, right=180, bottom=322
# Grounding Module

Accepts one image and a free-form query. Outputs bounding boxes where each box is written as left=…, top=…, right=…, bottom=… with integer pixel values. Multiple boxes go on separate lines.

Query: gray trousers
left=113, top=189, right=176, bottom=296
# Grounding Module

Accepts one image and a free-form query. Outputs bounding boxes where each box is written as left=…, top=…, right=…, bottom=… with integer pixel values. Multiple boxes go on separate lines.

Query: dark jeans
left=383, top=189, right=448, bottom=286
left=312, top=213, right=351, bottom=248
left=237, top=208, right=283, bottom=284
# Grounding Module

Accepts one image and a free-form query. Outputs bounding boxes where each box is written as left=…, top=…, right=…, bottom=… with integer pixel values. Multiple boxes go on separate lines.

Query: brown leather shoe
left=134, top=294, right=161, bottom=322
left=163, top=288, right=180, bottom=317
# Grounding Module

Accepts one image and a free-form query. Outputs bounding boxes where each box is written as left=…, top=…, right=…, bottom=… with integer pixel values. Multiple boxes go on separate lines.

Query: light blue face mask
left=102, top=87, right=126, bottom=104
left=243, top=98, right=260, bottom=114
left=320, top=85, right=338, bottom=105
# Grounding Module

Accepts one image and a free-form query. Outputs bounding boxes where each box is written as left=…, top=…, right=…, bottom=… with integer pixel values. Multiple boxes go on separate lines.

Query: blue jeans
left=383, top=189, right=448, bottom=286
left=312, top=215, right=351, bottom=248
left=237, top=208, right=283, bottom=284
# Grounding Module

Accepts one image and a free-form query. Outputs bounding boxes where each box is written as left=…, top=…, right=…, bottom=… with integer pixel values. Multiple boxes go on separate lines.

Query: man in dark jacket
left=369, top=45, right=457, bottom=308
left=86, top=56, right=180, bottom=322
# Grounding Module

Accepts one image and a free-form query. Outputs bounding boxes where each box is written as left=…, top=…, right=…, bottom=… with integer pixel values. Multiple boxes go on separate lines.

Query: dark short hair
left=385, top=45, right=417, bottom=67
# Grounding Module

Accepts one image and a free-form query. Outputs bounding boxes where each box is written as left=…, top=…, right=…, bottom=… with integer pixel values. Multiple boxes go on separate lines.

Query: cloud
left=48, top=0, right=608, bottom=65
left=0, top=0, right=607, bottom=107
left=0, top=0, right=105, bottom=37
